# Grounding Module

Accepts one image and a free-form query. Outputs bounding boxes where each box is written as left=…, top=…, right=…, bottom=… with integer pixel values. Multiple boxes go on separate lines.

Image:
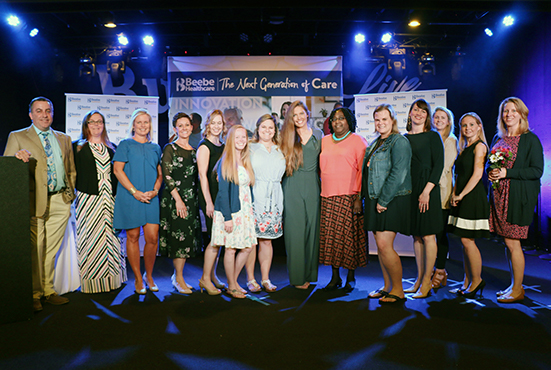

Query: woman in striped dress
left=73, top=110, right=127, bottom=293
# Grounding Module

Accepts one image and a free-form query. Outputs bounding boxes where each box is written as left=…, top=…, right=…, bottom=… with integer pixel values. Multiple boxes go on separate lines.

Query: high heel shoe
left=261, top=279, right=277, bottom=292
left=213, top=280, right=227, bottom=291
left=323, top=278, right=342, bottom=291
left=134, top=281, right=146, bottom=295
left=143, top=273, right=159, bottom=292
left=404, top=283, right=420, bottom=293
left=247, top=279, right=261, bottom=293
left=198, top=279, right=221, bottom=295
left=412, top=285, right=432, bottom=299
left=461, top=280, right=486, bottom=299
left=497, top=288, right=525, bottom=303
left=172, top=274, right=192, bottom=294
left=431, top=269, right=448, bottom=289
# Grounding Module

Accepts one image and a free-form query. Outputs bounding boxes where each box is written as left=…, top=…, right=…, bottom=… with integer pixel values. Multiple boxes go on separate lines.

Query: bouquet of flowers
left=488, top=146, right=512, bottom=190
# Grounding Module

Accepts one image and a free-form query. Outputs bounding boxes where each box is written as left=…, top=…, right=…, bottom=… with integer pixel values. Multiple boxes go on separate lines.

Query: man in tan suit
left=4, top=97, right=76, bottom=312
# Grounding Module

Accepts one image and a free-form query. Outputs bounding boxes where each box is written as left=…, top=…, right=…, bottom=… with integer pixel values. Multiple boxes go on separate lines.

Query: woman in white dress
left=245, top=114, right=286, bottom=292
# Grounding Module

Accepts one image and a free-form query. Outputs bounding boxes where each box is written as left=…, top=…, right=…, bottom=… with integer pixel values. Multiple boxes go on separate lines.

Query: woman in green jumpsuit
left=280, top=101, right=323, bottom=289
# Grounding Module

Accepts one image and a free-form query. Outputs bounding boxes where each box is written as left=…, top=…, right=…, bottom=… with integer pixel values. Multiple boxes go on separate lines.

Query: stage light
left=263, top=34, right=273, bottom=43
left=503, top=15, right=515, bottom=27
left=418, top=53, right=435, bottom=76
left=104, top=22, right=117, bottom=28
left=240, top=33, right=249, bottom=42
left=143, top=35, right=154, bottom=46
left=388, top=47, right=406, bottom=77
left=79, top=54, right=96, bottom=77
left=408, top=20, right=421, bottom=27
left=29, top=28, right=39, bottom=37
left=118, top=34, right=129, bottom=46
left=485, top=28, right=493, bottom=37
left=381, top=33, right=392, bottom=43
left=7, top=15, right=20, bottom=27
left=355, top=33, right=365, bottom=44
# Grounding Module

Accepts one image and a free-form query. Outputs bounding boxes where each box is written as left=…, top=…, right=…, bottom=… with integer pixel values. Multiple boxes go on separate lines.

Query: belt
left=48, top=188, right=66, bottom=196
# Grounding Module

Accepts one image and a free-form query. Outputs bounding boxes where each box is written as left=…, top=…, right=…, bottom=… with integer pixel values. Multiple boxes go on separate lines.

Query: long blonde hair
left=432, top=106, right=455, bottom=141
left=280, top=100, right=310, bottom=176
left=458, top=112, right=488, bottom=154
left=496, top=97, right=530, bottom=138
left=217, top=125, right=255, bottom=186
left=203, top=109, right=226, bottom=139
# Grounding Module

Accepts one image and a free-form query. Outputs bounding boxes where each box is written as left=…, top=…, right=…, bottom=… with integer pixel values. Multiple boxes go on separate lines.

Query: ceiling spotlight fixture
left=7, top=15, right=20, bottom=27
left=240, top=33, right=249, bottom=42
left=118, top=33, right=129, bottom=46
left=355, top=33, right=366, bottom=44
left=408, top=20, right=421, bottom=27
left=381, top=32, right=392, bottom=43
left=104, top=22, right=117, bottom=28
left=29, top=28, right=39, bottom=37
left=502, top=15, right=515, bottom=27
left=79, top=54, right=96, bottom=78
left=263, top=34, right=273, bottom=43
left=143, top=35, right=154, bottom=46
left=419, top=53, right=436, bottom=76
left=484, top=28, right=493, bottom=37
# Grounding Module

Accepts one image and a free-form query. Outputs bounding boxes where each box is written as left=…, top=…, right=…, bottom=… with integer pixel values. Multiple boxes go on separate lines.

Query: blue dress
left=113, top=138, right=162, bottom=230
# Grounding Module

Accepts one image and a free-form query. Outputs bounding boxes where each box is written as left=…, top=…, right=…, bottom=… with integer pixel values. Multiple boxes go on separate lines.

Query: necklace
left=333, top=131, right=351, bottom=141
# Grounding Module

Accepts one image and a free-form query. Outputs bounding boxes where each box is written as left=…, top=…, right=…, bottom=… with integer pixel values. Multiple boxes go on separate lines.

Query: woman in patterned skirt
left=487, top=97, right=543, bottom=303
left=245, top=114, right=286, bottom=293
left=73, top=110, right=126, bottom=293
left=319, top=107, right=368, bottom=292
left=160, top=113, right=202, bottom=294
left=211, top=125, right=257, bottom=299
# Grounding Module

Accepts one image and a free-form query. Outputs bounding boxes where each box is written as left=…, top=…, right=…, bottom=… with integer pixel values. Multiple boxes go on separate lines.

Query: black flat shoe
left=343, top=280, right=356, bottom=293
left=379, top=294, right=406, bottom=304
left=323, top=279, right=342, bottom=291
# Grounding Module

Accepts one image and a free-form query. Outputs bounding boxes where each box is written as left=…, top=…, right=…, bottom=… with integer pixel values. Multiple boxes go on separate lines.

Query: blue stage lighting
left=143, top=35, right=154, bottom=46
left=503, top=15, right=515, bottom=27
left=355, top=33, right=365, bottom=44
left=484, top=28, right=493, bottom=37
left=118, top=34, right=129, bottom=46
left=381, top=33, right=392, bottom=43
left=7, top=15, right=20, bottom=27
left=29, top=28, right=39, bottom=37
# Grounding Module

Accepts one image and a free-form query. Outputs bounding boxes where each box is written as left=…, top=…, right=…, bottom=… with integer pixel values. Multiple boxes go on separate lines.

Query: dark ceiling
left=1, top=1, right=550, bottom=64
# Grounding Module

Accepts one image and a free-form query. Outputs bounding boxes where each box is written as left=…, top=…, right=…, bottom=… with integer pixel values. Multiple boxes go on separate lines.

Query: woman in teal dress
left=280, top=101, right=323, bottom=289
left=160, top=112, right=202, bottom=294
left=113, top=108, right=162, bottom=295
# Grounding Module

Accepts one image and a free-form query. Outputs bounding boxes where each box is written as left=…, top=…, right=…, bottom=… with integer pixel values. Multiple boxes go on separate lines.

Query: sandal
left=247, top=279, right=261, bottom=293
left=261, top=279, right=277, bottom=292
left=294, top=282, right=310, bottom=289
left=379, top=294, right=406, bottom=304
left=228, top=289, right=246, bottom=299
left=368, top=289, right=389, bottom=299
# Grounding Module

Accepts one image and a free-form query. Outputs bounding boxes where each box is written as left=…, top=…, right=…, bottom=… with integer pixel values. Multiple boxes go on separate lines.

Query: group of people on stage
left=5, top=95, right=542, bottom=311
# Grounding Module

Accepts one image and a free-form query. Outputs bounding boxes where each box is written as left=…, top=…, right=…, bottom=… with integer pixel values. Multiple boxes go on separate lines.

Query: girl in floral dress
left=211, top=125, right=257, bottom=298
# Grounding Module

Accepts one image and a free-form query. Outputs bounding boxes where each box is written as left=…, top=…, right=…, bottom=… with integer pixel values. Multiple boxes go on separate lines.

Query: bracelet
left=153, top=188, right=159, bottom=194
left=129, top=187, right=137, bottom=195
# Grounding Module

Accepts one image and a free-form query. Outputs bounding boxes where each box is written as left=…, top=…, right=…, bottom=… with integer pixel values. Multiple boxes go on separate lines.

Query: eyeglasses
left=87, top=120, right=104, bottom=126
left=330, top=116, right=346, bottom=123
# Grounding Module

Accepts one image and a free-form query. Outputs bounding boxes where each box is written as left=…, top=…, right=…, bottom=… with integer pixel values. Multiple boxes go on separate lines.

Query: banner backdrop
left=65, top=93, right=159, bottom=145
left=354, top=89, right=447, bottom=144
left=167, top=56, right=342, bottom=133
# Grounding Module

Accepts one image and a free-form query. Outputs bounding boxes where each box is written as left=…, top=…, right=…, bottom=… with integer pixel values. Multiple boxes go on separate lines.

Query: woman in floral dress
left=160, top=112, right=202, bottom=294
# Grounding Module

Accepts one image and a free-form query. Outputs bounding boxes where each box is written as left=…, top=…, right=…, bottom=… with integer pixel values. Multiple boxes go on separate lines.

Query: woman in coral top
left=319, top=107, right=368, bottom=292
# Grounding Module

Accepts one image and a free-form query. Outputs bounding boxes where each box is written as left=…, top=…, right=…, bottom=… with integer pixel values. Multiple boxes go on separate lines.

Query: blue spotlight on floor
left=118, top=34, right=129, bottom=46
left=29, top=28, right=39, bottom=37
left=503, top=15, right=515, bottom=27
left=355, top=33, right=366, bottom=44
left=143, top=35, right=154, bottom=46
left=7, top=15, right=20, bottom=27
left=381, top=33, right=392, bottom=43
left=484, top=28, right=493, bottom=37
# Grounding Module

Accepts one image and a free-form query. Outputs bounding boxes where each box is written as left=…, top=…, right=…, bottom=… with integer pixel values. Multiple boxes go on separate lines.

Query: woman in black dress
left=198, top=109, right=226, bottom=295
left=404, top=99, right=444, bottom=298
left=160, top=112, right=202, bottom=294
left=448, top=113, right=490, bottom=298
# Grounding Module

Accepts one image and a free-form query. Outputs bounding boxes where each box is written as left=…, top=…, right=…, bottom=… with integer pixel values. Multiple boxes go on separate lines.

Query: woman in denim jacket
left=362, top=104, right=412, bottom=304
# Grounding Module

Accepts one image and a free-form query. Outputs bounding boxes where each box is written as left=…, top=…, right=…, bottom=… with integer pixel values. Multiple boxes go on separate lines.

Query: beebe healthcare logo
left=97, top=106, right=110, bottom=111
left=176, top=77, right=216, bottom=92
left=145, top=100, right=157, bottom=105
left=87, top=98, right=101, bottom=103
left=432, top=93, right=445, bottom=99
left=68, top=97, right=82, bottom=102
left=412, top=94, right=426, bottom=100
left=77, top=105, right=92, bottom=110
left=374, top=96, right=388, bottom=102
left=107, top=114, right=120, bottom=119
left=68, top=112, right=81, bottom=118
left=393, top=95, right=407, bottom=101
left=125, top=99, right=139, bottom=104
left=116, top=106, right=130, bottom=112
left=107, top=98, right=120, bottom=104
